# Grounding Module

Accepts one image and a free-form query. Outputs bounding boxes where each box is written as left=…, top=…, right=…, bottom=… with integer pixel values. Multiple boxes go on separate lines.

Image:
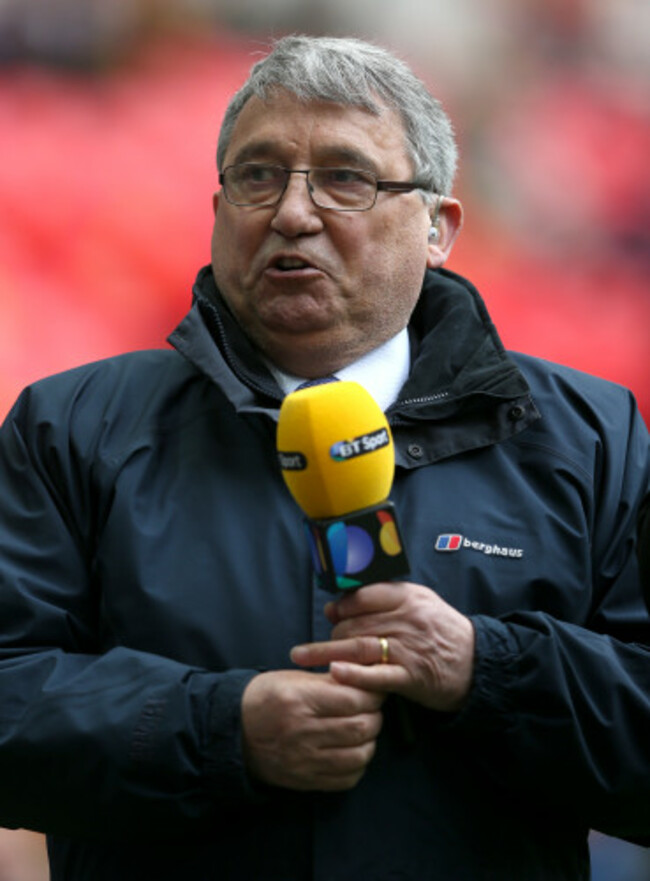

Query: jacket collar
left=170, top=265, right=284, bottom=414
left=387, top=268, right=540, bottom=465
left=392, top=267, right=533, bottom=418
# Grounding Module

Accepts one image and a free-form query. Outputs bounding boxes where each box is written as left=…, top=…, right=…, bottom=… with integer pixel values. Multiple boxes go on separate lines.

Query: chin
left=256, top=305, right=340, bottom=340
left=262, top=333, right=343, bottom=374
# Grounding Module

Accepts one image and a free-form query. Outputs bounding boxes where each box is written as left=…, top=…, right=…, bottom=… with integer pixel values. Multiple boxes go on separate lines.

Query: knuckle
left=360, top=739, right=378, bottom=765
left=336, top=743, right=376, bottom=774
left=360, top=636, right=379, bottom=664
left=370, top=710, right=384, bottom=736
left=346, top=714, right=374, bottom=744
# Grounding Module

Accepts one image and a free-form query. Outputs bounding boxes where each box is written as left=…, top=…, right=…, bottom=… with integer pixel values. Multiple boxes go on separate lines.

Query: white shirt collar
left=266, top=328, right=410, bottom=412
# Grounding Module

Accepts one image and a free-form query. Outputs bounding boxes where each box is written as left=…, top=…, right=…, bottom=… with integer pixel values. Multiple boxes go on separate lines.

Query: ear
left=426, top=197, right=464, bottom=269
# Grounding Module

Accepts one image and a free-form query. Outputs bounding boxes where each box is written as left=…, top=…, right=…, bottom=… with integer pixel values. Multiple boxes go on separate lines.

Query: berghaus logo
left=435, top=534, right=524, bottom=559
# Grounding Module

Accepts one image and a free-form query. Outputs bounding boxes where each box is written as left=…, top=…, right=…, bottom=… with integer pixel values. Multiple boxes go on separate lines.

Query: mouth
left=274, top=256, right=313, bottom=271
left=265, top=253, right=322, bottom=277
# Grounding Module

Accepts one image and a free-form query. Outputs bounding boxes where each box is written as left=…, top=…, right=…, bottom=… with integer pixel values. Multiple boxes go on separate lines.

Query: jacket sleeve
left=638, top=492, right=650, bottom=611
left=451, top=392, right=650, bottom=845
left=0, top=389, right=260, bottom=841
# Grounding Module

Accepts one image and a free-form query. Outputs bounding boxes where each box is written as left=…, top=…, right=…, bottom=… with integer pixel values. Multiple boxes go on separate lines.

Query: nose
left=270, top=171, right=324, bottom=238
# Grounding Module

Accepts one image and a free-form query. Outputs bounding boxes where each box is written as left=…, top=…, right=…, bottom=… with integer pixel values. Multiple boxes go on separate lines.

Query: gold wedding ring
left=378, top=636, right=389, bottom=664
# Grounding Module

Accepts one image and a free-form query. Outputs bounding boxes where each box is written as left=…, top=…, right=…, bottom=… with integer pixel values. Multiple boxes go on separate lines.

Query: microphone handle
left=303, top=500, right=410, bottom=593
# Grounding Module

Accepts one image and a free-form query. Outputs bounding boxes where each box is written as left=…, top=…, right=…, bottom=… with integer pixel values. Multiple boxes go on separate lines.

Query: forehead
left=223, top=90, right=412, bottom=174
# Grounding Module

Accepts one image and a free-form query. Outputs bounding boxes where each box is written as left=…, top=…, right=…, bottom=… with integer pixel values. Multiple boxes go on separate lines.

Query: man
left=0, top=35, right=648, bottom=881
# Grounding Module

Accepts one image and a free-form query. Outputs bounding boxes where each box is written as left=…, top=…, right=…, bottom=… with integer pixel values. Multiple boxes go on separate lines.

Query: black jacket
left=639, top=494, right=650, bottom=611
left=0, top=266, right=648, bottom=880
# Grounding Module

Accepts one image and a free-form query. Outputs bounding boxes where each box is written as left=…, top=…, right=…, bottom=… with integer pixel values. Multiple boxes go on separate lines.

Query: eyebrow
left=319, top=147, right=380, bottom=175
left=228, top=141, right=380, bottom=175
left=229, top=141, right=278, bottom=166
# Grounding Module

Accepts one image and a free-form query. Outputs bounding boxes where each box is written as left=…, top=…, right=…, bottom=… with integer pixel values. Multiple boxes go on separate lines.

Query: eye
left=317, top=168, right=374, bottom=190
left=248, top=165, right=278, bottom=181
left=237, top=164, right=284, bottom=188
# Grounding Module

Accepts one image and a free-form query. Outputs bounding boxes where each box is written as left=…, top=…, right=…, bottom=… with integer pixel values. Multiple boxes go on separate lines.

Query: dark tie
left=295, top=376, right=339, bottom=390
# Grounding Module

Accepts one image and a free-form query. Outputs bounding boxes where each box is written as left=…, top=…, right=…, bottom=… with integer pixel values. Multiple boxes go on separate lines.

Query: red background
left=1, top=30, right=648, bottom=424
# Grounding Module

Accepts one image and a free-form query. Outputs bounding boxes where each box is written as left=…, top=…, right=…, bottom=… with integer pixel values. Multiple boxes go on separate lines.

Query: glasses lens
left=310, top=168, right=376, bottom=210
left=224, top=164, right=286, bottom=205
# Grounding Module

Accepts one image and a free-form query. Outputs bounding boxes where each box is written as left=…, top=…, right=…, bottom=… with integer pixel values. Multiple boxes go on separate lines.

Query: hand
left=241, top=669, right=385, bottom=791
left=291, top=582, right=475, bottom=712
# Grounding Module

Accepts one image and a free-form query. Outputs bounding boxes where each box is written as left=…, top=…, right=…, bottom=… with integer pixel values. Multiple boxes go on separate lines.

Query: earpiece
left=428, top=194, right=443, bottom=243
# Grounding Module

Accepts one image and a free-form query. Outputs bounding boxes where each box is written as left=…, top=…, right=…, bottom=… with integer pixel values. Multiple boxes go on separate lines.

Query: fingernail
left=324, top=601, right=338, bottom=622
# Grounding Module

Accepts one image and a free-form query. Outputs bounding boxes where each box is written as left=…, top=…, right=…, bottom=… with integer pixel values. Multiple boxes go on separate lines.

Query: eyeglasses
left=218, top=163, right=430, bottom=212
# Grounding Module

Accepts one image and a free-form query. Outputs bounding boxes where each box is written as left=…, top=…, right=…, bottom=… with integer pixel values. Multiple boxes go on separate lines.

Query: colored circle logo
left=326, top=523, right=375, bottom=575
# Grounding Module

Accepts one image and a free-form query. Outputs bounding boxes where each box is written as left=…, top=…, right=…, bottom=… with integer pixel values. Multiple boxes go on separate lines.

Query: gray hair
left=216, top=35, right=458, bottom=197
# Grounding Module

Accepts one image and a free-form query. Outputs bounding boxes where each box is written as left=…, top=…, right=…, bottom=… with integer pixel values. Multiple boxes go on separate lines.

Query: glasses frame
left=218, top=163, right=431, bottom=212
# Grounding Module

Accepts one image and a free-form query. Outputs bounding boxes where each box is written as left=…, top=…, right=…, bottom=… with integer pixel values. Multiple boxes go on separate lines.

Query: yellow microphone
left=277, top=381, right=409, bottom=591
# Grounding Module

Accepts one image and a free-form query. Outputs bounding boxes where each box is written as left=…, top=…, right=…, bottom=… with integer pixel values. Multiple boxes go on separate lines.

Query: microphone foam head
left=277, top=381, right=395, bottom=519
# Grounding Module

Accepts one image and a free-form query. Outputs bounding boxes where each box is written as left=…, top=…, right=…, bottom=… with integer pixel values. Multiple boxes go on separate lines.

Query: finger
left=329, top=661, right=412, bottom=696
left=308, top=773, right=364, bottom=792
left=325, top=582, right=405, bottom=624
left=329, top=614, right=395, bottom=643
left=306, top=742, right=379, bottom=791
left=315, top=740, right=379, bottom=776
left=271, top=741, right=379, bottom=793
left=308, top=710, right=384, bottom=749
left=307, top=672, right=386, bottom=714
left=292, top=636, right=388, bottom=669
